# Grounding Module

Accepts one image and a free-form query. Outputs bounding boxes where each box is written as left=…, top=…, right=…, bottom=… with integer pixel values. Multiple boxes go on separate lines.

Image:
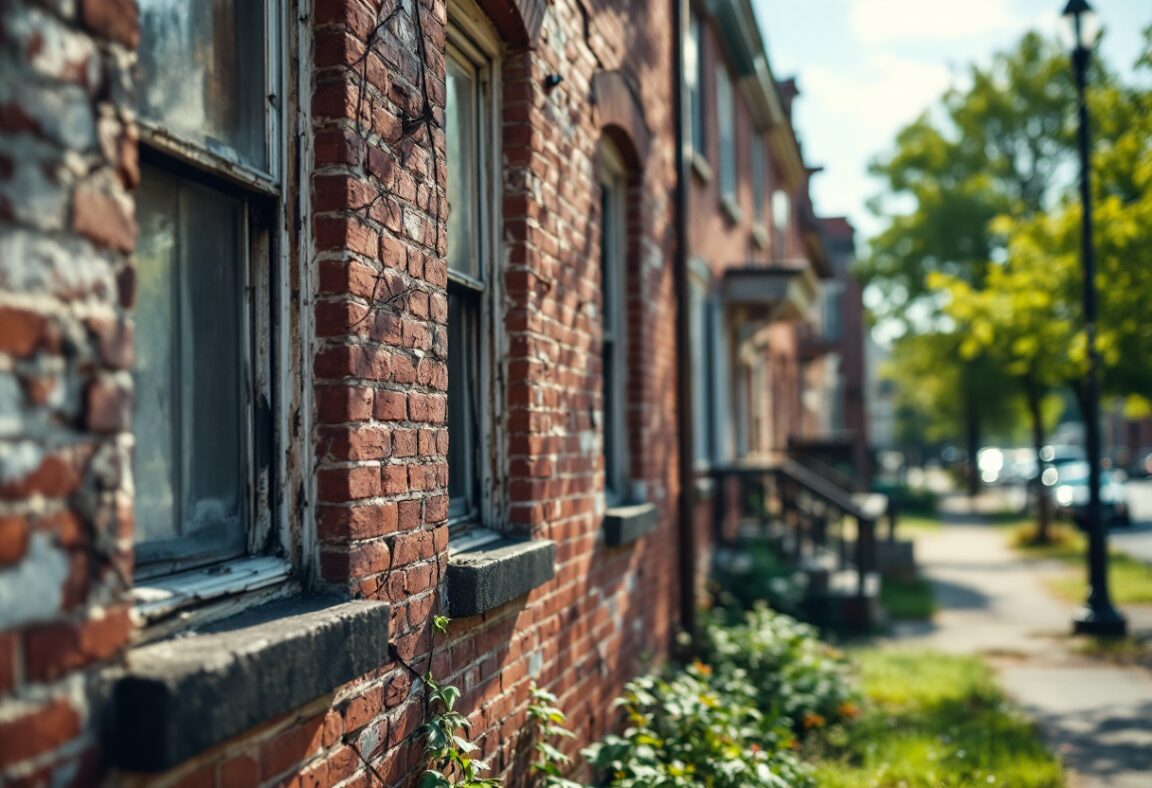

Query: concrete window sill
left=602, top=503, right=658, bottom=546
left=721, top=194, right=743, bottom=224
left=751, top=224, right=769, bottom=249
left=108, top=597, right=390, bottom=772
left=446, top=538, right=556, bottom=618
left=691, top=152, right=713, bottom=183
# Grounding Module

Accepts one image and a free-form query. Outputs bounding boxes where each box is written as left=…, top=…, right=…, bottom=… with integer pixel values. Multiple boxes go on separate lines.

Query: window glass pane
left=133, top=166, right=246, bottom=566
left=600, top=184, right=618, bottom=494
left=773, top=190, right=790, bottom=255
left=690, top=279, right=712, bottom=463
left=180, top=179, right=246, bottom=553
left=138, top=0, right=268, bottom=169
left=716, top=66, right=735, bottom=198
left=448, top=291, right=479, bottom=521
left=133, top=175, right=179, bottom=546
left=687, top=15, right=704, bottom=155
left=446, top=57, right=480, bottom=281
left=752, top=136, right=766, bottom=217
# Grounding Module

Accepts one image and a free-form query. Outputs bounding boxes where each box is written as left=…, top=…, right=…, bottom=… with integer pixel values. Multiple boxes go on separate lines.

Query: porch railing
left=711, top=459, right=878, bottom=599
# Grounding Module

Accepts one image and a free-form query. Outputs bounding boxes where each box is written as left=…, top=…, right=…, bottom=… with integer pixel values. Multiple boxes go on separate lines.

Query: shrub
left=583, top=663, right=813, bottom=787
left=710, top=543, right=805, bottom=618
left=703, top=606, right=858, bottom=734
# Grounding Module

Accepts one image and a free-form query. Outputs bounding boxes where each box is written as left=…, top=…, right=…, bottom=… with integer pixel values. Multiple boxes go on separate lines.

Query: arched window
left=599, top=141, right=630, bottom=503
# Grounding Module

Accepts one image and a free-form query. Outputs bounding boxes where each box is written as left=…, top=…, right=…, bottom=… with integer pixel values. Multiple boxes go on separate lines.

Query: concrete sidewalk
left=890, top=499, right=1152, bottom=788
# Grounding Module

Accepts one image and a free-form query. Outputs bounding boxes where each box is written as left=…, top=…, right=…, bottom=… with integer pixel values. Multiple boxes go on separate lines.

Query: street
left=1114, top=479, right=1152, bottom=565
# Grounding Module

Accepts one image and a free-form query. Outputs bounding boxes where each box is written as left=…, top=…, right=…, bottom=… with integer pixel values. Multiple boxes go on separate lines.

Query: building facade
left=0, top=0, right=864, bottom=785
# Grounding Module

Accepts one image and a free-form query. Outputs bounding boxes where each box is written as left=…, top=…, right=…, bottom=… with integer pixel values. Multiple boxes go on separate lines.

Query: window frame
left=599, top=142, right=631, bottom=505
left=130, top=0, right=287, bottom=598
left=445, top=2, right=503, bottom=538
left=715, top=63, right=737, bottom=214
left=688, top=260, right=715, bottom=469
left=686, top=12, right=706, bottom=160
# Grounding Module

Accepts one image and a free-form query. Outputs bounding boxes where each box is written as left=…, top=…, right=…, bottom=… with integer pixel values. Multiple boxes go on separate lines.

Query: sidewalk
left=889, top=498, right=1152, bottom=788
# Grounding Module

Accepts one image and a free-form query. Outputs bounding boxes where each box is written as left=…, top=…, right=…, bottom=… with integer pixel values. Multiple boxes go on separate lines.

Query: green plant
left=584, top=662, right=813, bottom=787
left=711, top=543, right=805, bottom=618
left=810, top=649, right=1064, bottom=787
left=418, top=616, right=501, bottom=787
left=526, top=684, right=582, bottom=788
left=703, top=606, right=858, bottom=734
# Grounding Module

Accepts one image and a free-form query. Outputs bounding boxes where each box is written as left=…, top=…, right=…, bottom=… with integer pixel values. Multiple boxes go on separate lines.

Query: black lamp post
left=1063, top=0, right=1127, bottom=637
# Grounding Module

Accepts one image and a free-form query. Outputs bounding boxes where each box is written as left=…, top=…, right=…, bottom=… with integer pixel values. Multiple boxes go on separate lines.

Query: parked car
left=1050, top=461, right=1131, bottom=527
left=1129, top=447, right=1152, bottom=479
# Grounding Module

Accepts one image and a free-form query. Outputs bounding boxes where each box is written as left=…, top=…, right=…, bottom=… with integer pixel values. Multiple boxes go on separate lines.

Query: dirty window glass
left=446, top=54, right=481, bottom=282
left=137, top=0, right=268, bottom=170
left=133, top=166, right=247, bottom=573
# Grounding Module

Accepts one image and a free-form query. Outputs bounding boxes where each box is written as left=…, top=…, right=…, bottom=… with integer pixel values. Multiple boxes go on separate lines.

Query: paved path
left=890, top=498, right=1152, bottom=788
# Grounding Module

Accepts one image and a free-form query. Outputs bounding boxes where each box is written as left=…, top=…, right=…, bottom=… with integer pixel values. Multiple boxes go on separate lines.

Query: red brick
left=80, top=0, right=140, bottom=47
left=0, top=631, right=17, bottom=695
left=218, top=751, right=261, bottom=788
left=73, top=179, right=136, bottom=254
left=0, top=452, right=84, bottom=500
left=316, top=466, right=382, bottom=502
left=373, top=389, right=407, bottom=421
left=260, top=715, right=327, bottom=779
left=0, top=515, right=29, bottom=566
left=0, top=307, right=46, bottom=357
left=23, top=607, right=132, bottom=682
left=317, top=502, right=398, bottom=541
left=86, top=376, right=132, bottom=432
left=0, top=699, right=80, bottom=769
left=317, top=385, right=374, bottom=423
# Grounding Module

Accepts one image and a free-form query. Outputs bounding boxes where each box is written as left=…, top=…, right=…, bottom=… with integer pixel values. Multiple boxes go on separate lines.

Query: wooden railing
left=711, top=459, right=879, bottom=598
left=794, top=455, right=900, bottom=543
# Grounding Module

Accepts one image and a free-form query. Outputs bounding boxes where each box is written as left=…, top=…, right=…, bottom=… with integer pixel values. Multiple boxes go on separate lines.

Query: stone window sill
left=691, top=152, right=713, bottom=183
left=752, top=224, right=769, bottom=249
left=695, top=476, right=716, bottom=500
left=108, top=596, right=390, bottom=772
left=446, top=537, right=556, bottom=618
left=602, top=503, right=658, bottom=546
left=721, top=194, right=743, bottom=224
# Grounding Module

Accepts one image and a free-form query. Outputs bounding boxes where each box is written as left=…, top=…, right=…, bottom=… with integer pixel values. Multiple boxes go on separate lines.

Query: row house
left=0, top=0, right=861, bottom=785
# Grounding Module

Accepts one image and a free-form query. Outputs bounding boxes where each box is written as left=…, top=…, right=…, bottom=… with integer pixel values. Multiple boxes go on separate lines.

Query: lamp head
left=1060, top=0, right=1100, bottom=51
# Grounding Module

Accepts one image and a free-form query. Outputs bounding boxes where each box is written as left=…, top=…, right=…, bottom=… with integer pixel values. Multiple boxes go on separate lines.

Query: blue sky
left=753, top=0, right=1151, bottom=242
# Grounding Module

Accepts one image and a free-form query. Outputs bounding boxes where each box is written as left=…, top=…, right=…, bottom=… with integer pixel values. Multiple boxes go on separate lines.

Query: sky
left=753, top=0, right=1151, bottom=243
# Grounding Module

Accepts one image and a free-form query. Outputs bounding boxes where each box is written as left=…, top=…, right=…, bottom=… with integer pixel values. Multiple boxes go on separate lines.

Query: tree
left=861, top=32, right=1080, bottom=495
left=929, top=28, right=1152, bottom=538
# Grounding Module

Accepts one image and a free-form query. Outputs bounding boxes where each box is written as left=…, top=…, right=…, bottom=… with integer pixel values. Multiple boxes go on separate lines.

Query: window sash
left=132, top=0, right=279, bottom=579
left=599, top=150, right=629, bottom=503
left=752, top=134, right=766, bottom=219
left=716, top=65, right=735, bottom=198
left=687, top=13, right=705, bottom=156
left=445, top=17, right=497, bottom=533
left=136, top=0, right=280, bottom=186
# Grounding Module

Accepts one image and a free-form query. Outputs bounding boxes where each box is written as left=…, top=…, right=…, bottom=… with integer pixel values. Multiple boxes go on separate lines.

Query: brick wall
left=0, top=0, right=137, bottom=782
left=0, top=0, right=683, bottom=785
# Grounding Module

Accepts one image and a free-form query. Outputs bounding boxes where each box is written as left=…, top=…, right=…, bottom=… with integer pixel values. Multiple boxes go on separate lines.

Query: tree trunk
left=965, top=395, right=981, bottom=498
left=1025, top=378, right=1052, bottom=544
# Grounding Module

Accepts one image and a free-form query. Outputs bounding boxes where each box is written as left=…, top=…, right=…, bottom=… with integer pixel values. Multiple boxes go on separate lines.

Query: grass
left=809, top=649, right=1064, bottom=787
left=1070, top=633, right=1152, bottom=667
left=1010, top=522, right=1152, bottom=605
left=881, top=574, right=936, bottom=621
left=895, top=515, right=943, bottom=535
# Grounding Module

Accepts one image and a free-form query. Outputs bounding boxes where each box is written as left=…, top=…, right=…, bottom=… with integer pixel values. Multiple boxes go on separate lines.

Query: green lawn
left=1011, top=523, right=1152, bottom=605
left=894, top=515, right=943, bottom=535
left=881, top=574, right=936, bottom=621
left=810, top=650, right=1064, bottom=787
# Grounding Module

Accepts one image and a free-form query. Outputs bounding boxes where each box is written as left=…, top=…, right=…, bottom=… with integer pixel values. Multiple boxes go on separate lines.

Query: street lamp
left=1062, top=0, right=1127, bottom=637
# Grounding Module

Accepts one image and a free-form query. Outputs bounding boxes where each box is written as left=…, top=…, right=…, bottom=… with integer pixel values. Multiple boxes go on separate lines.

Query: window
left=599, top=143, right=629, bottom=503
left=686, top=13, right=705, bottom=158
left=446, top=18, right=495, bottom=533
left=689, top=268, right=714, bottom=466
left=133, top=0, right=279, bottom=579
left=715, top=64, right=736, bottom=207
left=752, top=132, right=767, bottom=222
left=772, top=189, right=790, bottom=259
left=822, top=282, right=843, bottom=340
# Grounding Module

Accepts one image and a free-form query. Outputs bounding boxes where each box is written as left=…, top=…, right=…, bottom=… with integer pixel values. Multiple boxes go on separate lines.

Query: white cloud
left=850, top=0, right=1024, bottom=44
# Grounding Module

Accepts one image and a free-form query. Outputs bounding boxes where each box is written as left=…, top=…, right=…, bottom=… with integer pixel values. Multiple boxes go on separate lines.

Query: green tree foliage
left=862, top=32, right=1077, bottom=325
